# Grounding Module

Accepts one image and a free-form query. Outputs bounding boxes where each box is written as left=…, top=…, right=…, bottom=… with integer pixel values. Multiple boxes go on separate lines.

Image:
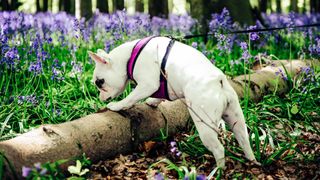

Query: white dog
left=88, top=36, right=258, bottom=168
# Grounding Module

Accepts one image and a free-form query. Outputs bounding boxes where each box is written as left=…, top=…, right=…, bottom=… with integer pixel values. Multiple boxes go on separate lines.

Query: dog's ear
left=97, top=49, right=108, bottom=57
left=88, top=51, right=108, bottom=64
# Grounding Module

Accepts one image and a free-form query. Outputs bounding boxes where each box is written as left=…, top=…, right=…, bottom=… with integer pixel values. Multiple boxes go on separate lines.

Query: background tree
left=1, top=0, right=10, bottom=10
left=97, top=0, right=109, bottom=13
left=188, top=0, right=256, bottom=36
left=276, top=0, right=281, bottom=13
left=59, top=0, right=75, bottom=14
left=260, top=0, right=268, bottom=13
left=76, top=0, right=92, bottom=19
left=135, top=0, right=144, bottom=12
left=113, top=0, right=124, bottom=11
left=148, top=0, right=169, bottom=18
left=290, top=0, right=298, bottom=12
left=310, top=0, right=320, bottom=13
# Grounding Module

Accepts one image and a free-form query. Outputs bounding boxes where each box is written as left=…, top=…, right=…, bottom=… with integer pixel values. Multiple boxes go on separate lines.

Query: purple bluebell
left=28, top=61, right=43, bottom=75
left=191, top=42, right=198, bottom=49
left=275, top=68, right=288, bottom=81
left=239, top=42, right=251, bottom=63
left=196, top=175, right=206, bottom=180
left=248, top=25, right=260, bottom=41
left=154, top=172, right=165, bottom=180
left=22, top=166, right=32, bottom=177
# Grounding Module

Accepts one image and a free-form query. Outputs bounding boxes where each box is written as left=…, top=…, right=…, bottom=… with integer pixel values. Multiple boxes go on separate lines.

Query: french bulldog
left=88, top=36, right=259, bottom=168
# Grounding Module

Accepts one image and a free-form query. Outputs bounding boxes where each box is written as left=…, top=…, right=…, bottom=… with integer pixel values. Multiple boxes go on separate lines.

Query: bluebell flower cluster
left=17, top=95, right=38, bottom=106
left=22, top=162, right=48, bottom=178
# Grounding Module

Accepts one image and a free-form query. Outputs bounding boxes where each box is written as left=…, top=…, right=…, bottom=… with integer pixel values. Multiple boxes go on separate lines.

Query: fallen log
left=0, top=59, right=317, bottom=178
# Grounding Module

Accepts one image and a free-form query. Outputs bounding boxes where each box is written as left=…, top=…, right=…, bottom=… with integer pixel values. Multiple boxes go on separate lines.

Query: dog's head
left=88, top=49, right=127, bottom=101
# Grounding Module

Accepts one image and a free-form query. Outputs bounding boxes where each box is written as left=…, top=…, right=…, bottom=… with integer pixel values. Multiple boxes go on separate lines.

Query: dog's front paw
left=107, top=102, right=125, bottom=111
left=146, top=98, right=163, bottom=107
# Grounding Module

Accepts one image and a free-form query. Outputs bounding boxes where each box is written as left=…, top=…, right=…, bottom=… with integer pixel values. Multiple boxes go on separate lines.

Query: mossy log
left=0, top=60, right=317, bottom=178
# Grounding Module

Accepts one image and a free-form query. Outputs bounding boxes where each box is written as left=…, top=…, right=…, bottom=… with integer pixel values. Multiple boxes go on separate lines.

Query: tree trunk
left=1, top=0, right=9, bottom=10
left=148, top=0, right=169, bottom=18
left=76, top=0, right=92, bottom=19
left=188, top=0, right=211, bottom=41
left=1, top=59, right=317, bottom=179
left=36, top=0, right=41, bottom=12
left=214, top=0, right=256, bottom=25
left=135, top=0, right=144, bottom=12
left=43, top=0, right=48, bottom=11
left=260, top=0, right=267, bottom=13
left=1, top=101, right=190, bottom=179
left=113, top=0, right=124, bottom=11
left=97, top=0, right=108, bottom=13
left=276, top=0, right=281, bottom=13
left=290, top=0, right=298, bottom=12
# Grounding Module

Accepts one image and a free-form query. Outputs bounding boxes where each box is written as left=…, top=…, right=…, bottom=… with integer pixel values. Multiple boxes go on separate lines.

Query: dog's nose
left=95, top=79, right=104, bottom=88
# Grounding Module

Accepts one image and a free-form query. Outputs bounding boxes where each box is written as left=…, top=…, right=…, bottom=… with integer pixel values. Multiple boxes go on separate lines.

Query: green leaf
left=290, top=104, right=299, bottom=114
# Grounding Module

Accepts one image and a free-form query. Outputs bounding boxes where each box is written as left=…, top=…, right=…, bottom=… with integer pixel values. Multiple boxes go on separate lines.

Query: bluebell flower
left=209, top=8, right=233, bottom=32
left=29, top=61, right=43, bottom=75
left=239, top=42, right=251, bottom=63
left=191, top=42, right=198, bottom=49
left=248, top=25, right=260, bottom=41
left=22, top=166, right=32, bottom=177
left=275, top=68, right=287, bottom=81
left=154, top=172, right=165, bottom=180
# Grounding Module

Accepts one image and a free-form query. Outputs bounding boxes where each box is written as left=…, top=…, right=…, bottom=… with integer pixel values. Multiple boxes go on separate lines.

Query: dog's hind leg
left=189, top=109, right=226, bottom=168
left=222, top=87, right=258, bottom=164
left=185, top=86, right=226, bottom=168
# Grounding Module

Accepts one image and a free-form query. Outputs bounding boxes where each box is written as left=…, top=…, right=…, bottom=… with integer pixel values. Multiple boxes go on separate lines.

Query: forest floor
left=89, top=122, right=320, bottom=179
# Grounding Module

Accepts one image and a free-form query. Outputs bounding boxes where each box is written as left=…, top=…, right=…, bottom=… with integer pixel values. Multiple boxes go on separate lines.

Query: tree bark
left=75, top=0, right=92, bottom=19
left=113, top=0, right=124, bottom=11
left=43, top=0, right=48, bottom=11
left=148, top=0, right=169, bottom=18
left=0, top=0, right=9, bottom=10
left=97, top=0, right=108, bottom=13
left=36, top=0, right=41, bottom=12
left=188, top=0, right=211, bottom=41
left=315, top=0, right=320, bottom=13
left=188, top=0, right=256, bottom=31
left=260, top=0, right=268, bottom=13
left=215, top=0, right=256, bottom=25
left=276, top=0, right=281, bottom=13
left=290, top=0, right=298, bottom=12
left=1, top=59, right=318, bottom=179
left=135, top=0, right=144, bottom=12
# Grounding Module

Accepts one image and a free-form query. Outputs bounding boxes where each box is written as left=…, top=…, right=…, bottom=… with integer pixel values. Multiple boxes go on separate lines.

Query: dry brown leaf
left=143, top=141, right=157, bottom=153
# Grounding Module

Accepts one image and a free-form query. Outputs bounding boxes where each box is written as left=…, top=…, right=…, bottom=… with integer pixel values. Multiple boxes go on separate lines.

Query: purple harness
left=127, top=36, right=175, bottom=100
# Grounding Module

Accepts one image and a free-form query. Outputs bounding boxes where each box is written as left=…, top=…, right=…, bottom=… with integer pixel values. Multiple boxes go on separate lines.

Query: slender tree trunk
left=36, top=0, right=41, bottom=12
left=59, top=0, right=63, bottom=11
left=76, top=0, right=92, bottom=19
left=135, top=0, right=144, bottom=12
left=302, top=0, right=306, bottom=13
left=276, top=0, right=281, bottom=13
left=290, top=0, right=298, bottom=12
left=148, top=0, right=169, bottom=18
left=69, top=0, right=75, bottom=15
left=188, top=0, right=211, bottom=41
left=43, top=0, right=48, bottom=11
left=97, top=0, right=109, bottom=13
left=260, top=0, right=268, bottom=13
left=1, top=0, right=10, bottom=10
left=214, top=0, right=256, bottom=25
left=48, top=0, right=52, bottom=11
left=113, top=0, right=124, bottom=11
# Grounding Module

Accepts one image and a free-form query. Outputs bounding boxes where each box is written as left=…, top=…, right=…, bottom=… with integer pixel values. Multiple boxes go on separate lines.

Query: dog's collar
left=127, top=36, right=175, bottom=100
